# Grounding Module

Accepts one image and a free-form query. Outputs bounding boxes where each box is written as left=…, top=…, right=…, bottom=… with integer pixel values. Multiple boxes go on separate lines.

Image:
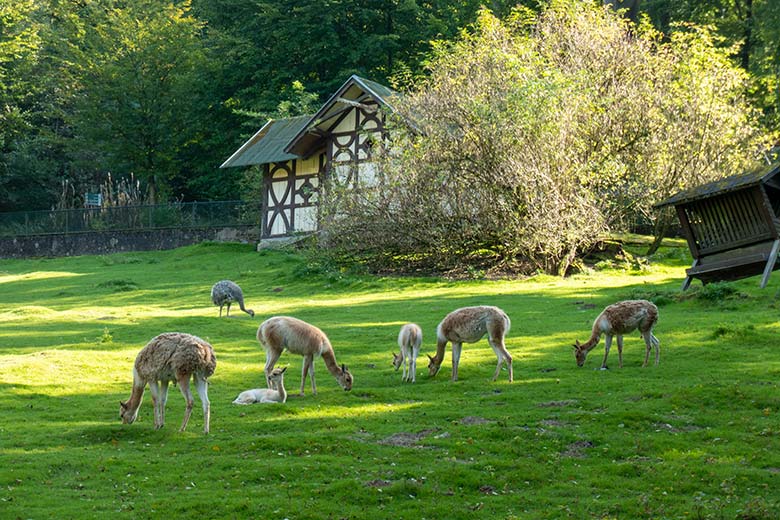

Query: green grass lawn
left=0, top=240, right=778, bottom=519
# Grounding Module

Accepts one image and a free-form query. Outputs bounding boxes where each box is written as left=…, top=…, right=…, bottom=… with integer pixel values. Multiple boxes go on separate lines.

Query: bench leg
left=760, top=239, right=780, bottom=288
left=681, top=259, right=699, bottom=291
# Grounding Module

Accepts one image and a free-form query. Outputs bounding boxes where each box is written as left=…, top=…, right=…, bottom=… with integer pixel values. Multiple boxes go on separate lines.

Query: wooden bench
left=683, top=239, right=780, bottom=289
left=655, top=162, right=780, bottom=290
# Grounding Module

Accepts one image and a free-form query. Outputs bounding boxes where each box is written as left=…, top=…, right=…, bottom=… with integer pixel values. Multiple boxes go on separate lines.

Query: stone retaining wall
left=0, top=227, right=259, bottom=259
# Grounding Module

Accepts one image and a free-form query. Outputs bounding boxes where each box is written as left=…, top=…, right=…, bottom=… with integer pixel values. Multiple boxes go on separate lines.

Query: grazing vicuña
left=573, top=299, right=660, bottom=369
left=257, top=316, right=352, bottom=396
left=428, top=306, right=513, bottom=382
left=120, top=332, right=216, bottom=434
left=392, top=323, right=423, bottom=383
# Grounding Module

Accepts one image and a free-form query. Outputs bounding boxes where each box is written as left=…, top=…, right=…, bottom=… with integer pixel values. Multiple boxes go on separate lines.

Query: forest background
left=1, top=0, right=779, bottom=214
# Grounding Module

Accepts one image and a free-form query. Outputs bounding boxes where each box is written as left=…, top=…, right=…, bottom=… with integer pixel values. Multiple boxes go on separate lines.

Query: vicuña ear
left=280, top=366, right=288, bottom=373
left=120, top=401, right=127, bottom=409
left=341, top=363, right=348, bottom=372
left=427, top=354, right=434, bottom=361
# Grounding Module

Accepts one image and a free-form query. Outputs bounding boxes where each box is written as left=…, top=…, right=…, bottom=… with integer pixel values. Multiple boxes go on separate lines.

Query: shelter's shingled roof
left=654, top=162, right=780, bottom=209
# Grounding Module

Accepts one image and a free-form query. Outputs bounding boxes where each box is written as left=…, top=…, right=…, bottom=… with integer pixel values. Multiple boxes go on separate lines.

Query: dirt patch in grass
left=539, top=419, right=567, bottom=428
left=561, top=440, right=594, bottom=458
left=538, top=399, right=578, bottom=408
left=479, top=485, right=498, bottom=495
left=378, top=429, right=440, bottom=447
left=653, top=422, right=704, bottom=433
left=459, top=416, right=492, bottom=425
left=365, top=479, right=393, bottom=488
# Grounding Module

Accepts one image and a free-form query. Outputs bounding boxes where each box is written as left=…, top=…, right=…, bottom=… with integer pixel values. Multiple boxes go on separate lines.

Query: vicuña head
left=427, top=353, right=442, bottom=377
left=573, top=340, right=587, bottom=367
left=336, top=363, right=353, bottom=391
left=392, top=352, right=403, bottom=371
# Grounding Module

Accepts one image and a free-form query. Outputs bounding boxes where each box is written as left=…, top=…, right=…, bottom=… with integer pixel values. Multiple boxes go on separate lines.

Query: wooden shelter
left=655, top=161, right=780, bottom=289
left=220, top=75, right=396, bottom=241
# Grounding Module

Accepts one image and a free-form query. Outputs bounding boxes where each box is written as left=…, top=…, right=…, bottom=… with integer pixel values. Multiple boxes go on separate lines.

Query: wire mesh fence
left=0, top=200, right=261, bottom=237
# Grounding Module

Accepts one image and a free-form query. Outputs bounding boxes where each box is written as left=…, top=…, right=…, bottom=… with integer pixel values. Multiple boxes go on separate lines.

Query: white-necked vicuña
left=427, top=306, right=513, bottom=382
left=393, top=323, right=422, bottom=383
left=257, top=316, right=353, bottom=396
left=573, top=299, right=660, bottom=369
left=120, top=332, right=216, bottom=434
left=232, top=366, right=288, bottom=404
left=211, top=280, right=254, bottom=318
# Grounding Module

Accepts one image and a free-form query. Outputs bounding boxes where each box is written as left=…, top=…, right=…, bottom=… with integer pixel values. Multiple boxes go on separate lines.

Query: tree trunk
left=647, top=215, right=671, bottom=255
left=740, top=0, right=754, bottom=70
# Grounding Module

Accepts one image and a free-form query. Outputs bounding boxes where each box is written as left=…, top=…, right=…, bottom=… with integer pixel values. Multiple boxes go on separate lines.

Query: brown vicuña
left=120, top=332, right=216, bottom=434
left=573, top=299, right=660, bottom=369
left=257, top=316, right=353, bottom=396
left=427, top=305, right=513, bottom=382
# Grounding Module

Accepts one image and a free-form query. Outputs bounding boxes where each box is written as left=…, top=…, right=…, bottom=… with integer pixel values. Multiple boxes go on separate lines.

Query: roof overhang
left=654, top=161, right=780, bottom=209
left=219, top=115, right=311, bottom=168
left=284, top=75, right=399, bottom=158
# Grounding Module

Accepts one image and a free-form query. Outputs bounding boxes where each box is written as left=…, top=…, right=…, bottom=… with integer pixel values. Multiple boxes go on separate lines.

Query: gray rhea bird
left=211, top=280, right=254, bottom=317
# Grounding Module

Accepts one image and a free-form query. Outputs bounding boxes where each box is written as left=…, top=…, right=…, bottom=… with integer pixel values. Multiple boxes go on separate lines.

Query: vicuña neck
left=126, top=381, right=145, bottom=411
left=433, top=338, right=447, bottom=364
left=581, top=328, right=601, bottom=352
left=321, top=346, right=343, bottom=378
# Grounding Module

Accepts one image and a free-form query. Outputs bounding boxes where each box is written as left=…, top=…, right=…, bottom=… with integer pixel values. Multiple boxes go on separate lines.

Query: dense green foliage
left=0, top=241, right=779, bottom=518
left=1, top=0, right=778, bottom=212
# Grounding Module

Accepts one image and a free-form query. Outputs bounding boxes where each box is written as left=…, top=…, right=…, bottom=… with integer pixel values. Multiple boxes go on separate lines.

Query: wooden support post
left=681, top=259, right=698, bottom=291
left=759, top=239, right=780, bottom=288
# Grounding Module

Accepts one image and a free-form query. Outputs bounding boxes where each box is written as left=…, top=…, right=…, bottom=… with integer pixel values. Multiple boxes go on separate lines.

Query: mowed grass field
left=0, top=240, right=778, bottom=519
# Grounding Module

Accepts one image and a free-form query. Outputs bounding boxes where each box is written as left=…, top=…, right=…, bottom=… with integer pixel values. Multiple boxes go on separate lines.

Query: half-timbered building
left=220, top=75, right=396, bottom=241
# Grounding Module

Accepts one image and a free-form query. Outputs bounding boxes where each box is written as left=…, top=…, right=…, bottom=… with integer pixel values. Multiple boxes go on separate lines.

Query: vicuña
left=573, top=299, right=660, bottom=369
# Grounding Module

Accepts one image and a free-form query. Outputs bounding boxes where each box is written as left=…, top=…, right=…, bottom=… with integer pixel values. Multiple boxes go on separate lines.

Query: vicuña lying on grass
left=428, top=305, right=513, bottom=382
left=257, top=316, right=353, bottom=396
left=211, top=280, right=254, bottom=318
left=232, top=366, right=288, bottom=404
left=573, top=299, right=660, bottom=369
left=393, top=323, right=422, bottom=383
left=120, top=332, right=216, bottom=434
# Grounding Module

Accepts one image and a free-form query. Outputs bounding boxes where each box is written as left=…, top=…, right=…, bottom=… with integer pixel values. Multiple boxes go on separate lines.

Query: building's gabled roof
left=284, top=75, right=399, bottom=157
left=220, top=75, right=398, bottom=168
left=219, top=115, right=311, bottom=168
left=654, top=161, right=780, bottom=209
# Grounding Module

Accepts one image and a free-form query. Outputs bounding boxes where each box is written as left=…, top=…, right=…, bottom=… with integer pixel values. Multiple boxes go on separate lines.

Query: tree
left=320, top=1, right=762, bottom=275
left=0, top=0, right=47, bottom=211
left=65, top=0, right=216, bottom=202
left=640, top=0, right=780, bottom=128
